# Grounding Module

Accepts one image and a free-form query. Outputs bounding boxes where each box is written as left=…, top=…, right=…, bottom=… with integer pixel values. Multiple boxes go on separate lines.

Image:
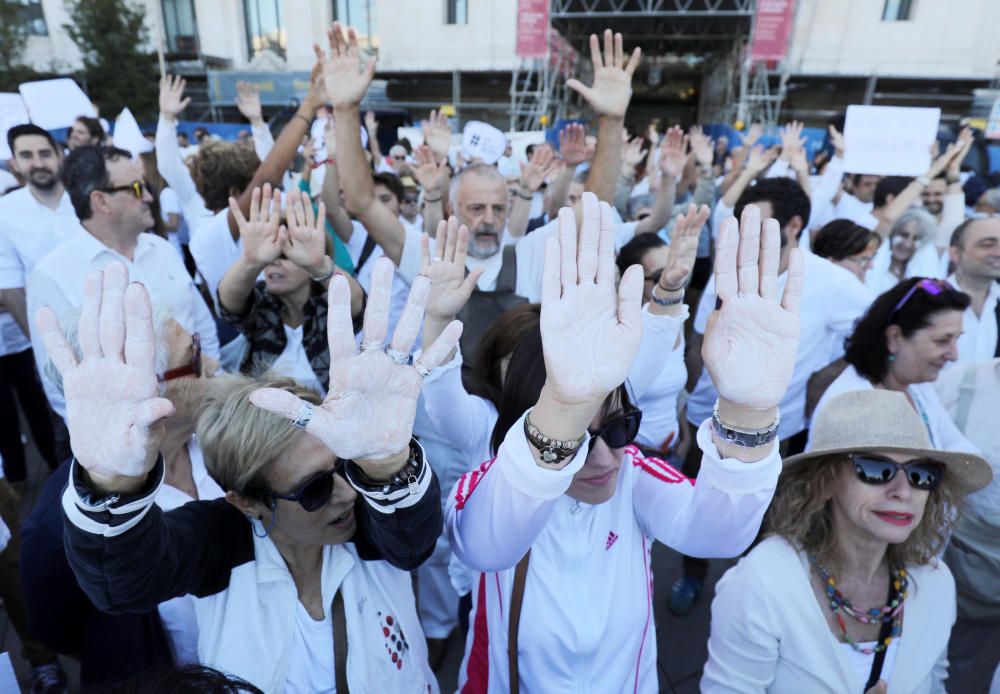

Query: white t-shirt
left=286, top=600, right=336, bottom=694
left=188, top=209, right=241, bottom=308
left=834, top=194, right=877, bottom=229
left=865, top=239, right=946, bottom=296
left=160, top=186, right=190, bottom=249
left=272, top=324, right=325, bottom=396
left=344, top=220, right=410, bottom=340
left=635, top=336, right=687, bottom=450
left=687, top=250, right=874, bottom=438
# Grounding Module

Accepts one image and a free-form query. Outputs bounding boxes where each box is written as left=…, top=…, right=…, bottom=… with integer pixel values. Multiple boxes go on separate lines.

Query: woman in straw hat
left=702, top=388, right=992, bottom=694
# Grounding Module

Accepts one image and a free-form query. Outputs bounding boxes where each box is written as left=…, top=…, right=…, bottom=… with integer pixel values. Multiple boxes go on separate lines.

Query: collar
left=72, top=225, right=154, bottom=263
left=948, top=273, right=1000, bottom=302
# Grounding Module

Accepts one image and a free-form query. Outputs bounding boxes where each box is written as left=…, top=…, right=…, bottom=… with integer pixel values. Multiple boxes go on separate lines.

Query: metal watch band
left=711, top=403, right=780, bottom=448
left=524, top=413, right=585, bottom=465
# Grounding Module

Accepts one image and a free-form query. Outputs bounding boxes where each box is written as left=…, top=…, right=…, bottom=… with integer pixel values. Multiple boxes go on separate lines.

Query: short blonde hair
left=197, top=372, right=323, bottom=497
left=765, top=454, right=963, bottom=570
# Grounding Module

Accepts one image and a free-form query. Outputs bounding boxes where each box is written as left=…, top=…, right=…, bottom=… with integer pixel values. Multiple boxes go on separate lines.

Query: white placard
left=0, top=93, right=30, bottom=160
left=462, top=121, right=507, bottom=165
left=113, top=107, right=153, bottom=158
left=843, top=105, right=940, bottom=176
left=19, top=78, right=97, bottom=130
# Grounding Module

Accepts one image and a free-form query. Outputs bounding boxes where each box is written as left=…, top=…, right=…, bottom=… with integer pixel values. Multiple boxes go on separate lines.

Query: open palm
left=37, top=263, right=174, bottom=482
left=566, top=30, right=641, bottom=118
left=282, top=189, right=327, bottom=273
left=661, top=204, right=709, bottom=290
left=319, top=22, right=376, bottom=109
left=230, top=185, right=284, bottom=265
left=702, top=206, right=803, bottom=410
left=540, top=194, right=643, bottom=406
left=421, top=217, right=483, bottom=320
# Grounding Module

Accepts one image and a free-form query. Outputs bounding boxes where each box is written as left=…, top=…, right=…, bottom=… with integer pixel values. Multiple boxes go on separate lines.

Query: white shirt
left=842, top=640, right=899, bottom=690
left=834, top=193, right=877, bottom=229
left=948, top=273, right=1000, bottom=366
left=160, top=186, right=189, bottom=249
left=155, top=117, right=212, bottom=228
left=344, top=220, right=411, bottom=339
left=27, top=227, right=221, bottom=418
left=188, top=209, right=241, bottom=308
left=0, top=169, right=18, bottom=195
left=865, top=239, right=946, bottom=296
left=272, top=324, right=325, bottom=396
left=399, top=214, right=423, bottom=237
left=0, top=187, right=79, bottom=355
left=155, top=438, right=225, bottom=665
left=687, top=251, right=874, bottom=438
left=286, top=601, right=336, bottom=694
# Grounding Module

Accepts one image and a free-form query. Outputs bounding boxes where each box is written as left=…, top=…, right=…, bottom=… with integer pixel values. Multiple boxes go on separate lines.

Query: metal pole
left=453, top=70, right=461, bottom=127
left=154, top=0, right=167, bottom=79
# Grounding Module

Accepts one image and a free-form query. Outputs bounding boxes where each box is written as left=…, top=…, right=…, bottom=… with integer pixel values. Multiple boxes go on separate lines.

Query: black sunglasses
left=588, top=409, right=643, bottom=453
left=267, top=459, right=346, bottom=511
left=851, top=454, right=944, bottom=491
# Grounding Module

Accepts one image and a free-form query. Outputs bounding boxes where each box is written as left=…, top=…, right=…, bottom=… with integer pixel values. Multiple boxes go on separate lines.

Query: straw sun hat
left=783, top=389, right=993, bottom=496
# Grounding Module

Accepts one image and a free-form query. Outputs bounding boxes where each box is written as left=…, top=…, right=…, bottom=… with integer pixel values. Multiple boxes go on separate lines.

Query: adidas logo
left=605, top=531, right=619, bottom=551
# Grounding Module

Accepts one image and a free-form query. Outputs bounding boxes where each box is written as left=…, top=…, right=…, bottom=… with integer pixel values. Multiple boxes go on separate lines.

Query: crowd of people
left=0, top=18, right=998, bottom=694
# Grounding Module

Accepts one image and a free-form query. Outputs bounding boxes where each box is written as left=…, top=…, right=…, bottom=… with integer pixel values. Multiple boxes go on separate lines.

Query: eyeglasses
left=99, top=179, right=149, bottom=199
left=267, top=459, right=345, bottom=511
left=886, top=278, right=954, bottom=326
left=644, top=268, right=663, bottom=284
left=157, top=333, right=202, bottom=382
left=851, top=454, right=944, bottom=491
left=588, top=409, right=643, bottom=453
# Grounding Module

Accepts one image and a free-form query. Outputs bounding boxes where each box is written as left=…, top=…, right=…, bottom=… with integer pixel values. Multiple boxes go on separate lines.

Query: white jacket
left=446, top=410, right=782, bottom=693
left=702, top=536, right=953, bottom=693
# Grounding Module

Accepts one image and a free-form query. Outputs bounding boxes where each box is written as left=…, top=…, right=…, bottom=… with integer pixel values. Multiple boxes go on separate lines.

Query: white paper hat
left=461, top=121, right=506, bottom=165
left=112, top=108, right=153, bottom=159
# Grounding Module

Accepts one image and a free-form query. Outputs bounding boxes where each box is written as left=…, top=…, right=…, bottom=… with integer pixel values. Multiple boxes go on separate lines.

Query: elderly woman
left=812, top=219, right=881, bottom=284
left=447, top=197, right=804, bottom=692
left=810, top=277, right=977, bottom=455
left=866, top=209, right=944, bottom=294
left=37, top=256, right=462, bottom=692
left=23, top=300, right=221, bottom=677
left=702, top=389, right=992, bottom=693
left=218, top=185, right=364, bottom=395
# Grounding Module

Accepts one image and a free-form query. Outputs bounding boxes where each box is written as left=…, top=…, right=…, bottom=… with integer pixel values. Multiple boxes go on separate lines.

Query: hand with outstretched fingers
left=36, top=263, right=175, bottom=490
left=249, top=257, right=463, bottom=465
left=539, top=193, right=644, bottom=409
left=282, top=189, right=328, bottom=277
left=623, top=137, right=648, bottom=169
left=422, top=110, right=453, bottom=163
left=364, top=110, right=378, bottom=137
left=520, top=145, right=561, bottom=193
left=559, top=123, right=594, bottom=166
left=689, top=125, right=713, bottom=167
left=566, top=29, right=641, bottom=118
left=235, top=81, right=264, bottom=123
left=159, top=75, right=190, bottom=121
left=421, top=217, right=484, bottom=321
left=412, top=145, right=449, bottom=195
left=660, top=125, right=689, bottom=179
left=660, top=203, right=710, bottom=291
left=317, top=21, right=376, bottom=110
left=702, top=205, right=804, bottom=412
left=230, top=184, right=285, bottom=266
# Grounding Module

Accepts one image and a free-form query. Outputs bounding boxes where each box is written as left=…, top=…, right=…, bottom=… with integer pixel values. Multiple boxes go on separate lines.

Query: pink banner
left=516, top=0, right=550, bottom=59
left=750, top=0, right=796, bottom=62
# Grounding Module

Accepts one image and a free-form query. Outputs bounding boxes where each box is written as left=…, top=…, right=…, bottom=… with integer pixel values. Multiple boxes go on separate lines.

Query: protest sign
left=113, top=107, right=154, bottom=159
left=843, top=105, right=940, bottom=176
left=19, top=78, right=97, bottom=130
left=0, top=93, right=29, bottom=160
left=462, top=121, right=506, bottom=165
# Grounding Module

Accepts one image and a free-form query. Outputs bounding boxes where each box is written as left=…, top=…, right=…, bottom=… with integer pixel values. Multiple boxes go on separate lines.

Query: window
left=881, top=0, right=913, bottom=21
left=15, top=0, right=47, bottom=36
left=245, top=0, right=285, bottom=58
left=446, top=0, right=467, bottom=25
left=333, top=0, right=376, bottom=41
left=162, top=0, right=198, bottom=53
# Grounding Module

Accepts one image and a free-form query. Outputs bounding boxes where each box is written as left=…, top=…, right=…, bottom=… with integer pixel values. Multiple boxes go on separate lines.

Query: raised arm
left=635, top=125, right=685, bottom=233
left=722, top=144, right=777, bottom=209
left=509, top=145, right=561, bottom=238
left=319, top=117, right=356, bottom=243
left=235, top=81, right=274, bottom=160
left=155, top=75, right=200, bottom=206
left=325, top=22, right=407, bottom=264
left=218, top=185, right=285, bottom=317
left=364, top=110, right=382, bottom=162
left=567, top=30, right=641, bottom=205
left=780, top=121, right=811, bottom=195
left=546, top=124, right=592, bottom=218
left=874, top=142, right=959, bottom=239
left=411, top=144, right=450, bottom=237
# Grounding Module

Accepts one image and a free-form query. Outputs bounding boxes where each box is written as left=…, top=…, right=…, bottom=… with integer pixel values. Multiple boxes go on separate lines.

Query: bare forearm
left=322, top=163, right=354, bottom=243
left=218, top=257, right=265, bottom=317
left=423, top=199, right=444, bottom=237
left=586, top=116, right=625, bottom=204
left=546, top=166, right=574, bottom=218
left=881, top=181, right=924, bottom=227
left=636, top=178, right=676, bottom=234
left=507, top=195, right=534, bottom=239
left=0, top=289, right=28, bottom=336
left=722, top=169, right=757, bottom=209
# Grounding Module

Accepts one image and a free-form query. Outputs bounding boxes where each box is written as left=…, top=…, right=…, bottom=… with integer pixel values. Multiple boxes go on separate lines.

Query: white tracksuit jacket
left=446, top=409, right=782, bottom=694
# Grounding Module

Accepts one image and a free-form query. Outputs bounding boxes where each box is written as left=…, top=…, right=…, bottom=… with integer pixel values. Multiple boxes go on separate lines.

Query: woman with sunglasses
left=702, top=389, right=992, bottom=693
left=809, top=277, right=978, bottom=458
left=447, top=194, right=804, bottom=692
left=218, top=184, right=365, bottom=395
left=41, top=256, right=463, bottom=692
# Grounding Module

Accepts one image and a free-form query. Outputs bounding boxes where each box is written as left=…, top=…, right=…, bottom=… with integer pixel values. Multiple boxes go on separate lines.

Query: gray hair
left=978, top=187, right=1000, bottom=212
left=890, top=208, right=937, bottom=247
left=448, top=163, right=506, bottom=210
left=45, top=305, right=173, bottom=397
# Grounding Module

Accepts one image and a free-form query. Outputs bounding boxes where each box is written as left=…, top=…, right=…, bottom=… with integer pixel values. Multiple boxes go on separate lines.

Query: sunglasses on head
left=851, top=454, right=944, bottom=491
left=885, top=279, right=953, bottom=326
left=99, top=179, right=150, bottom=199
left=588, top=409, right=643, bottom=453
left=267, top=459, right=346, bottom=512
left=157, top=333, right=202, bottom=383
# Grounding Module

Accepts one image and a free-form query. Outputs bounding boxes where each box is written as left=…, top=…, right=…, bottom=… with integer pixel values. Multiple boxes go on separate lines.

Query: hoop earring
left=252, top=502, right=278, bottom=538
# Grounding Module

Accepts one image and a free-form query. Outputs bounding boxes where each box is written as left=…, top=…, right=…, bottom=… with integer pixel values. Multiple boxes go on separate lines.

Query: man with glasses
left=398, top=180, right=422, bottom=236
left=26, top=145, right=219, bottom=420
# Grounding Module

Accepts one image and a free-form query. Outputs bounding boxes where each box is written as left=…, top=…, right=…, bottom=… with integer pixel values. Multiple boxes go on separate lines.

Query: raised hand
left=745, top=144, right=777, bottom=175
left=235, top=81, right=264, bottom=124
left=229, top=184, right=285, bottom=266
left=689, top=125, right=713, bottom=167
left=779, top=121, right=804, bottom=160
left=249, top=257, right=463, bottom=465
left=317, top=21, right=376, bottom=109
left=566, top=29, right=641, bottom=118
left=159, top=75, right=190, bottom=121
left=364, top=110, right=379, bottom=137
left=660, top=203, right=710, bottom=291
left=660, top=125, right=688, bottom=179
left=421, top=217, right=484, bottom=321
left=282, top=189, right=329, bottom=277
left=947, top=127, right=974, bottom=176
left=36, top=263, right=174, bottom=489
left=412, top=144, right=450, bottom=195
left=702, top=205, right=803, bottom=412
left=559, top=123, right=594, bottom=166
left=743, top=122, right=763, bottom=147
left=927, top=141, right=961, bottom=178
left=828, top=124, right=845, bottom=157
left=623, top=137, right=648, bottom=170
left=520, top=144, right=560, bottom=193
left=422, top=109, right=453, bottom=163
left=539, top=192, right=644, bottom=408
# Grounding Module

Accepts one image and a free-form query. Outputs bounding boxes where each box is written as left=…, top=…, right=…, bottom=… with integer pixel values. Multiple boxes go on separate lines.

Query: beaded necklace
left=809, top=555, right=908, bottom=655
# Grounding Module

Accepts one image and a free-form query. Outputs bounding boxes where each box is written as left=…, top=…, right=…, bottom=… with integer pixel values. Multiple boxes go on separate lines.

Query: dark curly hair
left=811, top=219, right=879, bottom=261
left=190, top=141, right=260, bottom=212
left=843, top=277, right=970, bottom=384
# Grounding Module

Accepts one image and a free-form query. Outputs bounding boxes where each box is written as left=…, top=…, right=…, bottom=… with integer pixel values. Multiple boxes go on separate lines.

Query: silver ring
left=291, top=401, right=314, bottom=430
left=360, top=340, right=382, bottom=353
left=414, top=362, right=430, bottom=378
left=385, top=347, right=412, bottom=365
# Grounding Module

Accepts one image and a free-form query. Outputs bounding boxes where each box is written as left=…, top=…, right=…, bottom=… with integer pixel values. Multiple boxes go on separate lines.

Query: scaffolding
left=509, top=29, right=580, bottom=132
